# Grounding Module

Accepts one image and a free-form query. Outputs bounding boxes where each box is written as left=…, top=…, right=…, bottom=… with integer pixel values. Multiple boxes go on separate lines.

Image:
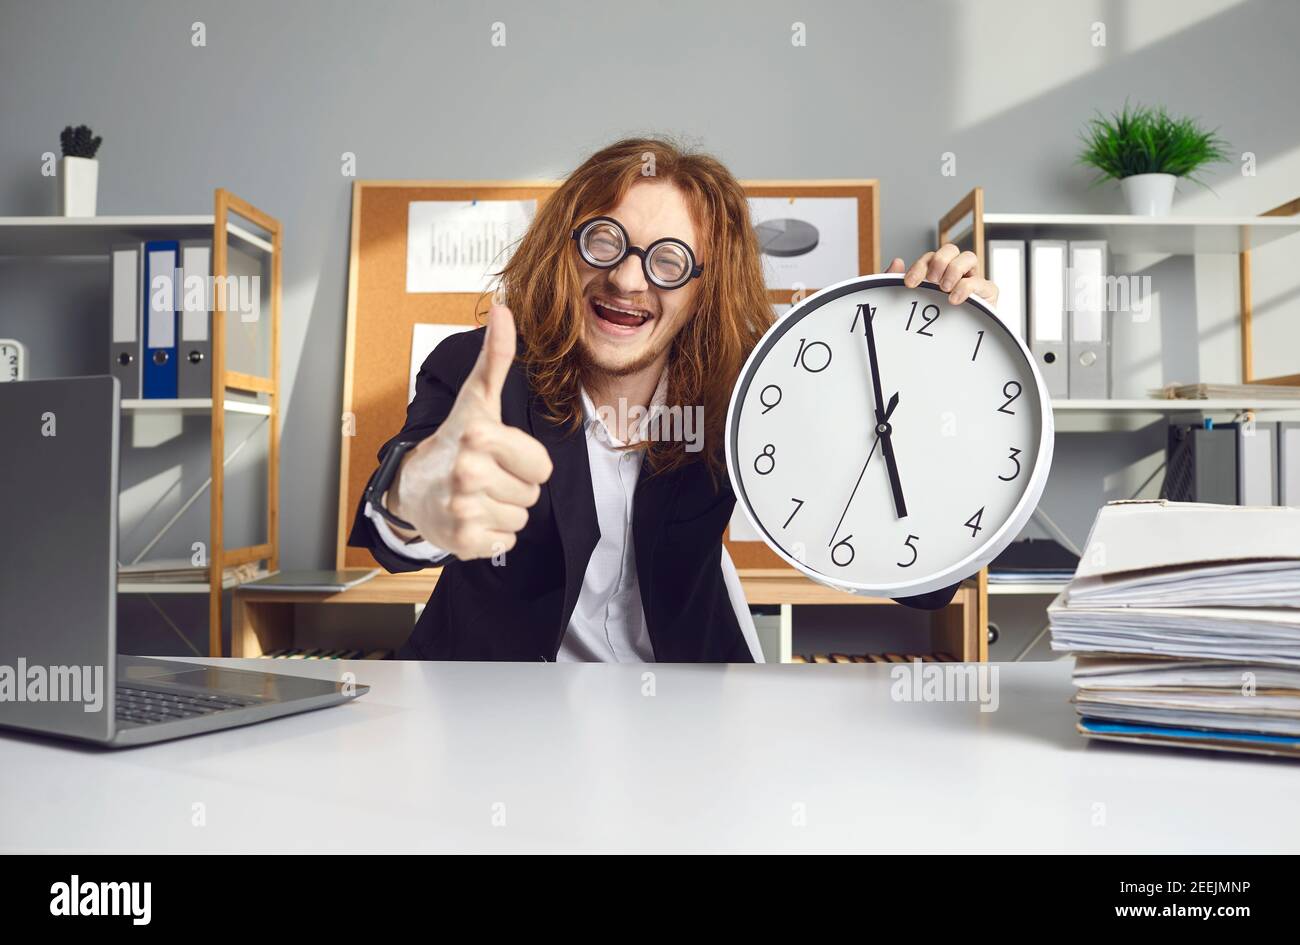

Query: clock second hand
left=828, top=434, right=881, bottom=548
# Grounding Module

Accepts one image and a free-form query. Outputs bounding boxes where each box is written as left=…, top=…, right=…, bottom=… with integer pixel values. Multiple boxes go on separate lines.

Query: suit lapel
left=529, top=397, right=599, bottom=652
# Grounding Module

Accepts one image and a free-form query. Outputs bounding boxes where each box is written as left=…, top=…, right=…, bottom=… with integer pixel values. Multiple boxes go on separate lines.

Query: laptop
left=0, top=376, right=368, bottom=747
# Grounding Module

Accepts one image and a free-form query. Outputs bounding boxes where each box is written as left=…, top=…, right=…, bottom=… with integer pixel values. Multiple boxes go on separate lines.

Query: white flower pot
left=1120, top=172, right=1176, bottom=216
left=58, top=156, right=98, bottom=217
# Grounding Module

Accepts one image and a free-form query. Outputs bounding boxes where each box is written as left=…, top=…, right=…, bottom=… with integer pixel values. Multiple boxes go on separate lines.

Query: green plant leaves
left=1076, top=102, right=1228, bottom=186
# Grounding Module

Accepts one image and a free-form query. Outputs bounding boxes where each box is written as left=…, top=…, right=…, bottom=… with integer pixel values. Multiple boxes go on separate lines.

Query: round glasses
left=571, top=216, right=704, bottom=290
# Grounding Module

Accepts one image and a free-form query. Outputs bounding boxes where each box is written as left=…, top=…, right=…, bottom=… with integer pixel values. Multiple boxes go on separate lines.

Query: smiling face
left=577, top=179, right=704, bottom=379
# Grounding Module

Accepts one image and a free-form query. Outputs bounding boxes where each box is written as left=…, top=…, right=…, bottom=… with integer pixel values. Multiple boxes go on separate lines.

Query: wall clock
left=0, top=339, right=27, bottom=382
left=726, top=274, right=1054, bottom=598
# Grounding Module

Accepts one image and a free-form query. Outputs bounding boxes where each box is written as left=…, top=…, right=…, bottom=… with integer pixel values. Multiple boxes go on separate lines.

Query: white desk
left=1, top=659, right=1294, bottom=853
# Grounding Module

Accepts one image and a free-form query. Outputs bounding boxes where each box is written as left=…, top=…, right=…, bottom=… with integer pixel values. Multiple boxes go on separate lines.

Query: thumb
left=885, top=257, right=905, bottom=274
left=465, top=302, right=517, bottom=416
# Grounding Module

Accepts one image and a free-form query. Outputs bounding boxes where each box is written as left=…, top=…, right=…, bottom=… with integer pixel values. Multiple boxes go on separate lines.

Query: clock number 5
left=754, top=444, right=776, bottom=475
left=897, top=534, right=920, bottom=568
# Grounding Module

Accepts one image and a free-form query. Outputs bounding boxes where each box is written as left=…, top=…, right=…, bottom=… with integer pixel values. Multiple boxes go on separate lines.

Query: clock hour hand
left=877, top=420, right=908, bottom=519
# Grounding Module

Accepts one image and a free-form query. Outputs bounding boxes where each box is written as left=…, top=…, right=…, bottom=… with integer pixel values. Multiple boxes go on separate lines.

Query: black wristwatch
left=365, top=440, right=420, bottom=532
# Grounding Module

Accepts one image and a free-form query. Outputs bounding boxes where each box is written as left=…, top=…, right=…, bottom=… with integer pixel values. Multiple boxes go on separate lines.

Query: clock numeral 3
left=906, top=301, right=940, bottom=337
left=965, top=507, right=985, bottom=537
left=793, top=338, right=832, bottom=373
left=998, top=380, right=1022, bottom=415
left=783, top=497, right=804, bottom=529
left=897, top=534, right=920, bottom=568
left=754, top=443, right=776, bottom=476
left=831, top=535, right=855, bottom=567
left=999, top=447, right=1022, bottom=481
left=759, top=384, right=782, bottom=414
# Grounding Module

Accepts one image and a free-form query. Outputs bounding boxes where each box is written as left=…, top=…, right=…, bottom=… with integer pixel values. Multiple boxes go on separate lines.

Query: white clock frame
left=726, top=273, right=1055, bottom=598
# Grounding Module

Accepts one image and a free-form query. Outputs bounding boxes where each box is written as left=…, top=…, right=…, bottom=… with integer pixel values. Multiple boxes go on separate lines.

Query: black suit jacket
left=349, top=328, right=957, bottom=661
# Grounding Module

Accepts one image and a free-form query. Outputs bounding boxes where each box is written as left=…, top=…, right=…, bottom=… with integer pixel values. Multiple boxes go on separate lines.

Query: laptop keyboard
left=115, top=684, right=258, bottom=727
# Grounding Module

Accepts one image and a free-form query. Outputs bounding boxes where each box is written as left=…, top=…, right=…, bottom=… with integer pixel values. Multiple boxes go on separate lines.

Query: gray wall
left=3, top=0, right=1299, bottom=652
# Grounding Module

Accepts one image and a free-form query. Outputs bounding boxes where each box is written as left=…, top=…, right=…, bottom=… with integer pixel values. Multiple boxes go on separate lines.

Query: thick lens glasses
left=571, top=216, right=704, bottom=290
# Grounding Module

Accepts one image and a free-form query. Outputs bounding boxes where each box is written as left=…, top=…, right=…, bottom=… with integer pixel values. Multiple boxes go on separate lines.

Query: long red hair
left=494, top=135, right=772, bottom=476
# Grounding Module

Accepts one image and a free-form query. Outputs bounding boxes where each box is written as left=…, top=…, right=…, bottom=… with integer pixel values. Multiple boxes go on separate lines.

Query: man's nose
left=609, top=253, right=649, bottom=296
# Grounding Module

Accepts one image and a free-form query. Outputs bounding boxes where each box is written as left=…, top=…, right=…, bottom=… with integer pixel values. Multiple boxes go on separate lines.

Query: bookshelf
left=0, top=189, right=282, bottom=656
left=231, top=570, right=986, bottom=663
left=937, top=187, right=1300, bottom=641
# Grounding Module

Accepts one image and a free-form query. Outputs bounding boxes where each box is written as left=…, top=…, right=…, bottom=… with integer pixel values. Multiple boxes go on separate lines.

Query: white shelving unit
left=0, top=192, right=283, bottom=655
left=938, top=189, right=1300, bottom=648
left=122, top=398, right=272, bottom=417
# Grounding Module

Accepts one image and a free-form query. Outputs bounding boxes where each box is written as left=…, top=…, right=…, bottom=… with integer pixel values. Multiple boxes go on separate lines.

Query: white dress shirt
left=365, top=373, right=762, bottom=663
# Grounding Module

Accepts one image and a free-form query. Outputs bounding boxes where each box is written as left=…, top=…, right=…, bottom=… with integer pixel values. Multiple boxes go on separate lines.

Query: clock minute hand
left=862, top=302, right=909, bottom=519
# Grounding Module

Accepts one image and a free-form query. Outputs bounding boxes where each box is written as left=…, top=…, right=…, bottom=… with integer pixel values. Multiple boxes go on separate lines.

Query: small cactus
left=59, top=124, right=103, bottom=159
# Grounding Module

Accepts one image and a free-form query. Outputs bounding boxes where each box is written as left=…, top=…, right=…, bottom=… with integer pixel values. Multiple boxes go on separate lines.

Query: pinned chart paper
left=749, top=197, right=859, bottom=292
left=409, top=323, right=475, bottom=402
left=406, top=199, right=536, bottom=293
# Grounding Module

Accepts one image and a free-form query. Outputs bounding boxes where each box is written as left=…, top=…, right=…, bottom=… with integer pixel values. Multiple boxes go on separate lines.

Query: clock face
left=727, top=275, right=1053, bottom=597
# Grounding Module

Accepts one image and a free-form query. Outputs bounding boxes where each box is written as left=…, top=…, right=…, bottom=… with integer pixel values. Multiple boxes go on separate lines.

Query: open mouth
left=590, top=296, right=653, bottom=331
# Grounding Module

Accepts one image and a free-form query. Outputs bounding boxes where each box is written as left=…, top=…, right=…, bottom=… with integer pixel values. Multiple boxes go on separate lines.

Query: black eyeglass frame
left=570, top=215, right=704, bottom=290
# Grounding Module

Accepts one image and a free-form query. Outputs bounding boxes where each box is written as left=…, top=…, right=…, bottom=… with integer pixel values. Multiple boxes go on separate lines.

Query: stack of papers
left=1049, top=500, right=1300, bottom=758
left=1150, top=382, right=1300, bottom=401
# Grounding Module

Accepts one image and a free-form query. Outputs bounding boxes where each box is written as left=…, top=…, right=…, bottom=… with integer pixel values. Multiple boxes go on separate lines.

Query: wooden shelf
left=232, top=570, right=986, bottom=662
left=117, top=568, right=269, bottom=595
left=0, top=215, right=274, bottom=256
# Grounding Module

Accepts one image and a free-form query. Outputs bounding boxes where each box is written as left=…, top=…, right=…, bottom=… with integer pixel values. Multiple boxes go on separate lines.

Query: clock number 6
left=997, top=380, right=1022, bottom=415
left=754, top=444, right=776, bottom=476
left=897, top=534, right=920, bottom=568
left=831, top=535, right=855, bottom=567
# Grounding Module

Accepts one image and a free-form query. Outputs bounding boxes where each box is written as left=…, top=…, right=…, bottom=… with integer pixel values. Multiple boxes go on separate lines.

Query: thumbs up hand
left=388, top=304, right=554, bottom=560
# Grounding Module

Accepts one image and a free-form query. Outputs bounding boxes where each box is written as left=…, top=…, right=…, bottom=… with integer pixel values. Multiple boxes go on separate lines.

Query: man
left=349, top=136, right=998, bottom=661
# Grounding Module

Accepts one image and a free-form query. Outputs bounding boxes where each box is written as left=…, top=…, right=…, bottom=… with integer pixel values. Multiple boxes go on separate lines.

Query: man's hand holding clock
left=728, top=242, right=1053, bottom=598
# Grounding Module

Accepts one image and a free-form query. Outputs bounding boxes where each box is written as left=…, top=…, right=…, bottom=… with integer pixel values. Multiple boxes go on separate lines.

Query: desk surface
left=2, top=659, right=1294, bottom=853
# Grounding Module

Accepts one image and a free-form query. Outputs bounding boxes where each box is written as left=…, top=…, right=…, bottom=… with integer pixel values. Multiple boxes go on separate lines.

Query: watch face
left=727, top=274, right=1053, bottom=597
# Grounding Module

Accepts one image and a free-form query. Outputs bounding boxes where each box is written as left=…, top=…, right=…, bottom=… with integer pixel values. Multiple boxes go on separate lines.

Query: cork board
left=725, top=180, right=880, bottom=569
left=335, top=178, right=879, bottom=571
left=336, top=180, right=561, bottom=568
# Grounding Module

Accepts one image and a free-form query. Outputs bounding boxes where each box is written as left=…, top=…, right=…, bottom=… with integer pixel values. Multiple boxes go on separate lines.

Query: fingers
left=948, top=276, right=999, bottom=308
left=463, top=303, right=517, bottom=416
left=448, top=447, right=541, bottom=506
left=903, top=252, right=932, bottom=288
left=460, top=419, right=554, bottom=485
left=885, top=257, right=905, bottom=274
left=901, top=244, right=991, bottom=305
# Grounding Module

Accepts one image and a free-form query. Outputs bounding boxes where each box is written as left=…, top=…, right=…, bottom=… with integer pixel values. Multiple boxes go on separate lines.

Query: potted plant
left=1077, top=103, right=1229, bottom=215
left=58, top=124, right=103, bottom=217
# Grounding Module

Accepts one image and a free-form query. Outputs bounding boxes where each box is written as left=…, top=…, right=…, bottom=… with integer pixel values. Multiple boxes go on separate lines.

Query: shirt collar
left=580, top=370, right=669, bottom=448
